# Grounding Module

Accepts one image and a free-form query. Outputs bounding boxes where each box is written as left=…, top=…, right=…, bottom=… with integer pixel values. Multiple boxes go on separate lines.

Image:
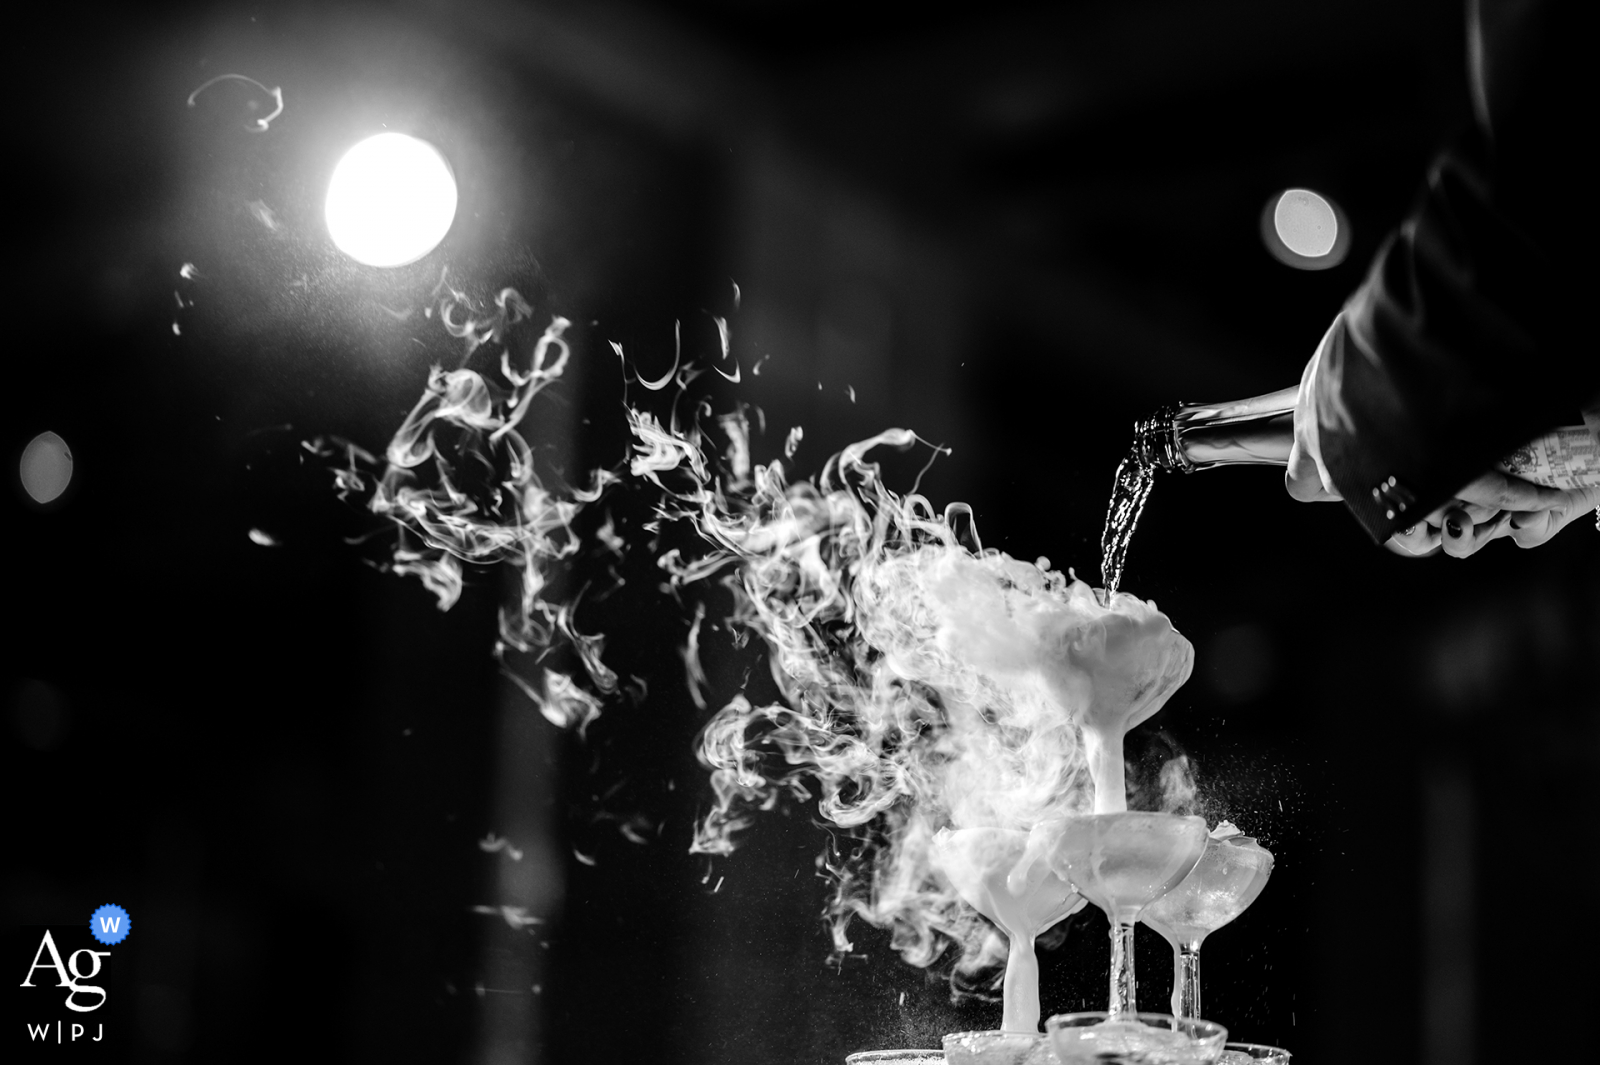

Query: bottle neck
left=1137, top=386, right=1299, bottom=472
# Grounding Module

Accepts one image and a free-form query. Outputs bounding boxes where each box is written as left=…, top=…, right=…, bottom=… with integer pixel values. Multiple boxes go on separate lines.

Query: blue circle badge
left=90, top=904, right=131, bottom=945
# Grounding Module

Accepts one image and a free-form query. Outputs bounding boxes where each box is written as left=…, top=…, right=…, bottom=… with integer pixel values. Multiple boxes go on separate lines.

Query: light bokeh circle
left=20, top=431, right=73, bottom=504
left=325, top=133, right=458, bottom=267
left=1272, top=188, right=1338, bottom=258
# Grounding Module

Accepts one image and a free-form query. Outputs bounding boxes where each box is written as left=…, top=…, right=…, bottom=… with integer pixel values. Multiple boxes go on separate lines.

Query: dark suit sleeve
left=1314, top=0, right=1597, bottom=541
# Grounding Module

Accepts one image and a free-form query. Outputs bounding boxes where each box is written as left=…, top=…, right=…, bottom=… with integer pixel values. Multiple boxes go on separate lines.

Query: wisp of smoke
left=309, top=281, right=620, bottom=733
left=308, top=285, right=1198, bottom=999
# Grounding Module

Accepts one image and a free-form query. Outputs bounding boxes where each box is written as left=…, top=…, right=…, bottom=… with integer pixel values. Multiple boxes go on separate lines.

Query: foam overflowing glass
left=930, top=829, right=1085, bottom=1033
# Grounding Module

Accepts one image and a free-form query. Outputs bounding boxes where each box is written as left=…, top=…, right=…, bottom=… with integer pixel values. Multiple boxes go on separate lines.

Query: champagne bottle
left=1130, top=387, right=1298, bottom=474
left=1103, top=387, right=1599, bottom=593
left=1133, top=387, right=1600, bottom=490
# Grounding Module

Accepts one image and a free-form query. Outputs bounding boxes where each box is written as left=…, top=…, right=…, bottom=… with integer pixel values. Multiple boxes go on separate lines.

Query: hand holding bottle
left=1283, top=324, right=1595, bottom=557
left=1387, top=480, right=1600, bottom=557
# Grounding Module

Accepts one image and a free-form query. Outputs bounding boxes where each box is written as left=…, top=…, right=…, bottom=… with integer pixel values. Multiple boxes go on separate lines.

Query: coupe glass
left=844, top=1050, right=946, bottom=1064
left=931, top=827, right=1085, bottom=1033
left=1038, top=812, right=1207, bottom=1015
left=1140, top=827, right=1273, bottom=1020
left=1045, top=1011, right=1226, bottom=1064
left=1217, top=1044, right=1291, bottom=1064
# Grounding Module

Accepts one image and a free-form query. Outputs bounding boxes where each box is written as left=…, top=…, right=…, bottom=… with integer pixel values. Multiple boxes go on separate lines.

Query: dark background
left=6, top=1, right=1596, bottom=1063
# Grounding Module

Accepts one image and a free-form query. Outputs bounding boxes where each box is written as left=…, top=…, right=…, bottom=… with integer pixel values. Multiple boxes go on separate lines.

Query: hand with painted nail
left=1386, top=474, right=1595, bottom=558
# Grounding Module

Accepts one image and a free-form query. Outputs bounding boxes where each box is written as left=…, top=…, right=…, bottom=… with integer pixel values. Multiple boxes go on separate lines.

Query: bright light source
left=1274, top=189, right=1337, bottom=256
left=20, top=431, right=73, bottom=504
left=1260, top=187, right=1349, bottom=270
left=325, top=133, right=458, bottom=267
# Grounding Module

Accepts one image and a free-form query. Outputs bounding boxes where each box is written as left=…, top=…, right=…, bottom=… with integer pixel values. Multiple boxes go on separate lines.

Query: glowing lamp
left=325, top=133, right=458, bottom=267
left=1260, top=187, right=1349, bottom=270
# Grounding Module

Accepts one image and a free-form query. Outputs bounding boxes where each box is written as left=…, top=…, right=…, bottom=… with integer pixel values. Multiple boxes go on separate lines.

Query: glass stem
left=1001, top=933, right=1039, bottom=1033
left=1168, top=943, right=1184, bottom=1020
left=1108, top=919, right=1138, bottom=1017
left=1176, top=945, right=1201, bottom=1021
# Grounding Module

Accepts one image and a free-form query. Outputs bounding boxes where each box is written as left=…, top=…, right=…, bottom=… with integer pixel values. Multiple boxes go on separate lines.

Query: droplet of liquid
left=20, top=431, right=74, bottom=504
